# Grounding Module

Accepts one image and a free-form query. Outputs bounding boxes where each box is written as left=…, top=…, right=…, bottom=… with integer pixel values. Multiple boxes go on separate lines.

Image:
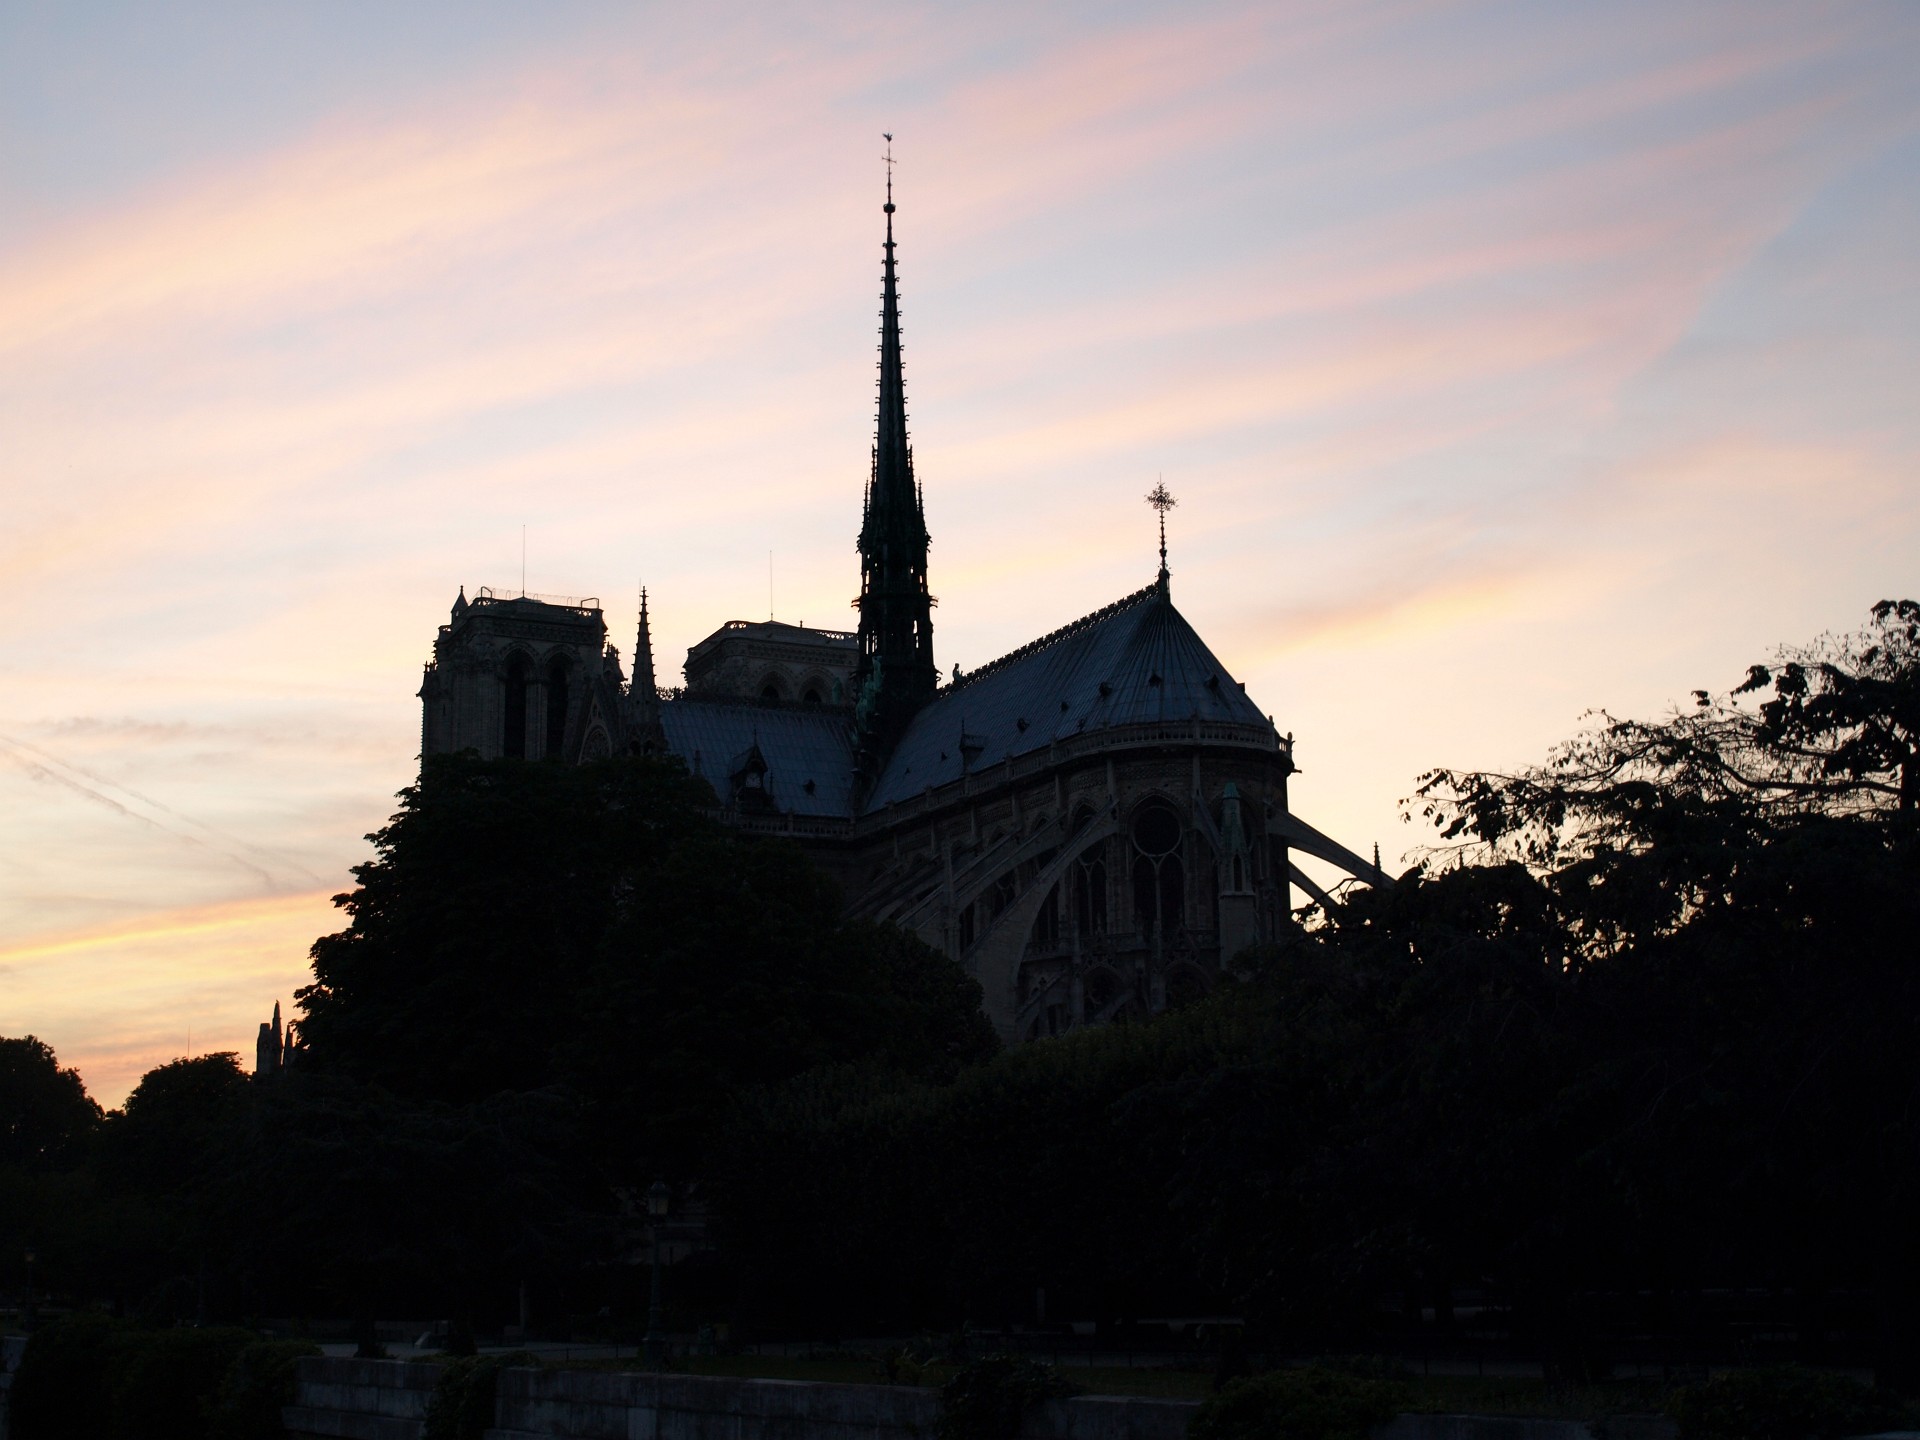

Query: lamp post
left=22, top=1245, right=36, bottom=1332
left=644, top=1181, right=669, bottom=1364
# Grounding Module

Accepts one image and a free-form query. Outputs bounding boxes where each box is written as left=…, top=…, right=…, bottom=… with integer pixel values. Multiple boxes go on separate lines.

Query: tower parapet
left=418, top=589, right=626, bottom=762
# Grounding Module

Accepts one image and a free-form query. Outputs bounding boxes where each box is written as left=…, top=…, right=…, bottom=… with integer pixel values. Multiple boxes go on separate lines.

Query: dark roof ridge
left=943, top=580, right=1161, bottom=694
left=669, top=691, right=855, bottom=715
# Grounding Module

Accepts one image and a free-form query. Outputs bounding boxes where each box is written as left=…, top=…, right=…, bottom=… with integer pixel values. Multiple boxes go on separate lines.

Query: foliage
left=110, top=1325, right=260, bottom=1440
left=198, top=1073, right=600, bottom=1338
left=1189, top=1366, right=1409, bottom=1440
left=1409, top=599, right=1920, bottom=880
left=711, top=988, right=1273, bottom=1328
left=1737, top=598, right=1920, bottom=815
left=423, top=1352, right=538, bottom=1440
left=0, top=1035, right=101, bottom=1169
left=9, top=1312, right=128, bottom=1440
left=9, top=1314, right=261, bottom=1440
left=207, top=1340, right=324, bottom=1440
left=100, top=1053, right=250, bottom=1199
left=1669, top=1366, right=1913, bottom=1440
left=936, top=1355, right=1081, bottom=1440
left=300, top=753, right=995, bottom=1179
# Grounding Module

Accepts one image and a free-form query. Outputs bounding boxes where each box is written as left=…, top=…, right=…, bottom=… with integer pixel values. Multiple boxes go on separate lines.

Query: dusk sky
left=3, top=1, right=1916, bottom=1105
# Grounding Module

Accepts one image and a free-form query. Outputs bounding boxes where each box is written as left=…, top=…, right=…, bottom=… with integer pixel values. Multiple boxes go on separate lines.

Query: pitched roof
left=659, top=698, right=856, bottom=817
left=862, top=582, right=1273, bottom=811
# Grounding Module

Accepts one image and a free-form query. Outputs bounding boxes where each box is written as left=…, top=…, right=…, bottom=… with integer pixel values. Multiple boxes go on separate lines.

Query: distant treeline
left=3, top=600, right=1915, bottom=1387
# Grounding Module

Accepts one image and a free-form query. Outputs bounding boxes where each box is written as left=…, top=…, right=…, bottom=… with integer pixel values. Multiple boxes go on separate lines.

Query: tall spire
left=627, top=583, right=665, bottom=752
left=865, top=133, right=918, bottom=546
left=634, top=585, right=658, bottom=697
left=854, top=134, right=936, bottom=784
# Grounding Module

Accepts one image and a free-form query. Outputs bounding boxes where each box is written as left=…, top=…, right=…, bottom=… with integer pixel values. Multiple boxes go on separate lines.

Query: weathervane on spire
left=1146, top=479, right=1177, bottom=586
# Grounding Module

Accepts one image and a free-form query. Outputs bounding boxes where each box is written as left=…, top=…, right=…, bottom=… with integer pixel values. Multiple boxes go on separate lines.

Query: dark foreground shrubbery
left=1671, top=1366, right=1914, bottom=1440
left=9, top=1314, right=319, bottom=1440
left=936, top=1355, right=1082, bottom=1440
left=1190, top=1365, right=1411, bottom=1440
left=423, top=1351, right=539, bottom=1440
left=8, top=1313, right=126, bottom=1440
left=210, top=1340, right=329, bottom=1440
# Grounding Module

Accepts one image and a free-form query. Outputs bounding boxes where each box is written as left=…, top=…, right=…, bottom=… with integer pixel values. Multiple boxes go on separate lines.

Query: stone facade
left=683, top=620, right=858, bottom=704
left=419, top=589, right=636, bottom=764
left=818, top=728, right=1295, bottom=1040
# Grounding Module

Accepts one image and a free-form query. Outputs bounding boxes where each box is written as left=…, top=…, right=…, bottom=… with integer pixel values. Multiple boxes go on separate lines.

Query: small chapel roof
left=862, top=581, right=1273, bottom=812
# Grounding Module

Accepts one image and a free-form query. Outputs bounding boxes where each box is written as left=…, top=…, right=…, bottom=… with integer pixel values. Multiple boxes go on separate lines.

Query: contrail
left=0, top=732, right=323, bottom=891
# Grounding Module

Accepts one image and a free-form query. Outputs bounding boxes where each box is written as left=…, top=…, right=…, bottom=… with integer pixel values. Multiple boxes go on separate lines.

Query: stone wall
left=281, top=1357, right=1200, bottom=1440
left=491, top=1368, right=942, bottom=1440
left=282, top=1357, right=1679, bottom=1440
left=283, top=1355, right=443, bottom=1439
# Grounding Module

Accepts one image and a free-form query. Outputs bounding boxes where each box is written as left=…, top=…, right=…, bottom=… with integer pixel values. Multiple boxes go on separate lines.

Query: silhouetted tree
left=0, top=1035, right=101, bottom=1169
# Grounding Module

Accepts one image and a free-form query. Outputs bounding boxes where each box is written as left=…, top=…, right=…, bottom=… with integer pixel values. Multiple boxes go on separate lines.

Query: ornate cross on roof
left=1146, top=480, right=1177, bottom=586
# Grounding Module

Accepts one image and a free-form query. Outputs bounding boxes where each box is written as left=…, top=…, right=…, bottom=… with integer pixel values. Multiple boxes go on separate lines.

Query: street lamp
left=644, top=1181, right=669, bottom=1364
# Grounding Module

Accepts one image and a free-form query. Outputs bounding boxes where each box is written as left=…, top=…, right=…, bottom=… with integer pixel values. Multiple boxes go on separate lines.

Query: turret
left=254, top=1000, right=283, bottom=1079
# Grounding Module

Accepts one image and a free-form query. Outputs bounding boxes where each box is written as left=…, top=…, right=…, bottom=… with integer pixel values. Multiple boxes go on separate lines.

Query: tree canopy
left=299, top=751, right=996, bottom=1177
left=0, top=1035, right=100, bottom=1170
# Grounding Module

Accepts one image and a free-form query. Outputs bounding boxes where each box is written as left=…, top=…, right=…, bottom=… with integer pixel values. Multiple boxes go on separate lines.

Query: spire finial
left=1146, top=479, right=1177, bottom=587
left=883, top=132, right=895, bottom=214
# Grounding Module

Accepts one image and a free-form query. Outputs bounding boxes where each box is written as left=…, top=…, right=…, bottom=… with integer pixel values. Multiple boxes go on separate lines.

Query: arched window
left=1071, top=836, right=1107, bottom=936
left=758, top=673, right=786, bottom=703
left=986, top=870, right=1017, bottom=921
left=802, top=687, right=822, bottom=704
left=545, top=656, right=571, bottom=759
left=502, top=654, right=532, bottom=759
left=1029, top=884, right=1060, bottom=948
left=1130, top=800, right=1185, bottom=937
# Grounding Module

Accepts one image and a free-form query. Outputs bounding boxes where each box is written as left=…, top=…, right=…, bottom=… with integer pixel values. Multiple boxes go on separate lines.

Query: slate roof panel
left=863, top=584, right=1273, bottom=811
left=659, top=699, right=857, bottom=817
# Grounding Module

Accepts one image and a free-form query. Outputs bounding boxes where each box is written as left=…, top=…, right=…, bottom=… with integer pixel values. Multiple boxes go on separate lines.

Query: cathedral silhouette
left=417, top=179, right=1384, bottom=1042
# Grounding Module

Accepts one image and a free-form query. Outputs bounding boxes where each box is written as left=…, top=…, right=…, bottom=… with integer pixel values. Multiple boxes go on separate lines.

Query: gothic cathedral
left=417, top=184, right=1385, bottom=1043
